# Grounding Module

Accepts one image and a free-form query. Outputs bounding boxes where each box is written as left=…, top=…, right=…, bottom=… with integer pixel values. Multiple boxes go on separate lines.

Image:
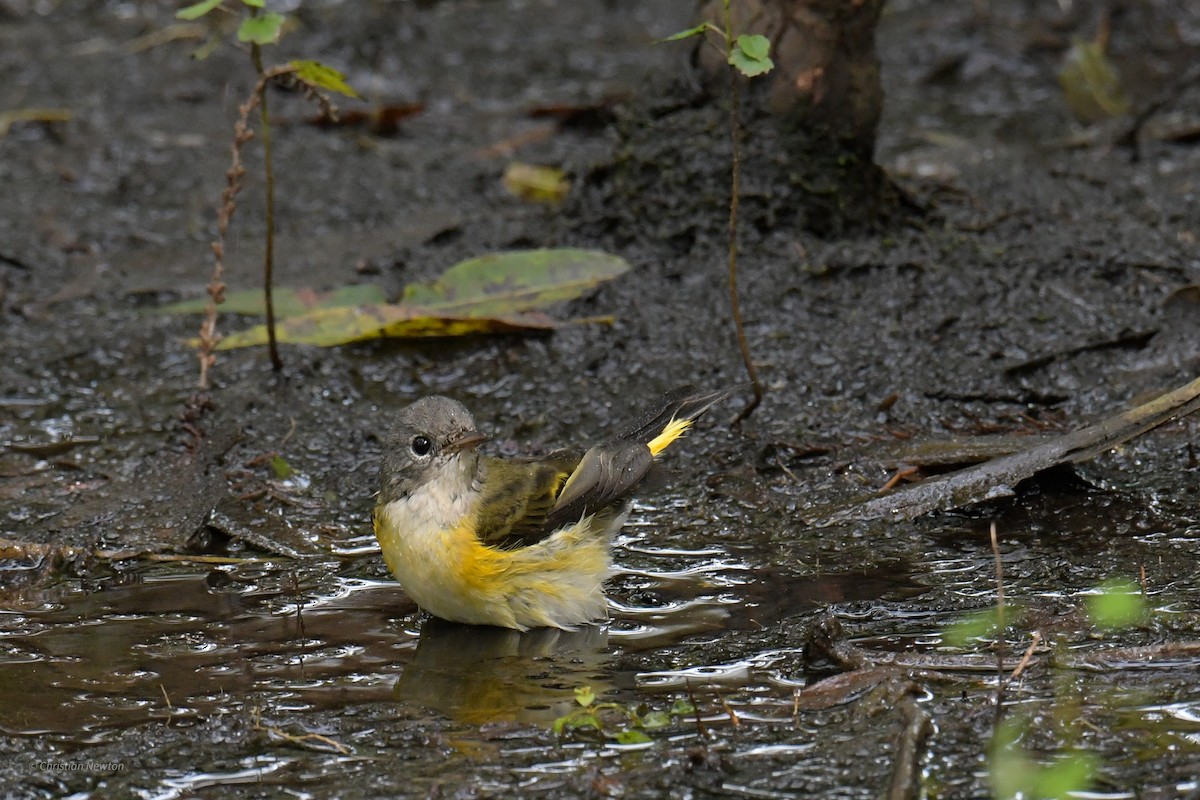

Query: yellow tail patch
left=647, top=416, right=693, bottom=456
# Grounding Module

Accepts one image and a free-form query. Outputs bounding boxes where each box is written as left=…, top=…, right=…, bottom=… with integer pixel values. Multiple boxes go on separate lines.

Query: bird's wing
left=473, top=453, right=580, bottom=550
left=543, top=441, right=655, bottom=532
left=479, top=387, right=737, bottom=546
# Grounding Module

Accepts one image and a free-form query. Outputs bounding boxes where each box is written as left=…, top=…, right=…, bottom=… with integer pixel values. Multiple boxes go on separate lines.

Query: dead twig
left=252, top=705, right=350, bottom=754
left=1005, top=631, right=1042, bottom=684
left=197, top=63, right=299, bottom=390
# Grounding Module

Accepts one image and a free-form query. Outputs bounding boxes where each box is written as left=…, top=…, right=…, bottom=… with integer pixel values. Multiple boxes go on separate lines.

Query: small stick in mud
left=1006, top=631, right=1041, bottom=684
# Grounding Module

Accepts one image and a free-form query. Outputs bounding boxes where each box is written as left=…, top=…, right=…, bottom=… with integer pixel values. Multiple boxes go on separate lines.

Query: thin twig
left=991, top=522, right=1005, bottom=624
left=252, top=706, right=350, bottom=754
left=251, top=42, right=283, bottom=373
left=990, top=521, right=1006, bottom=719
left=713, top=684, right=740, bottom=728
left=723, top=0, right=763, bottom=425
left=1006, top=630, right=1041, bottom=683
left=196, top=63, right=297, bottom=390
left=882, top=466, right=920, bottom=491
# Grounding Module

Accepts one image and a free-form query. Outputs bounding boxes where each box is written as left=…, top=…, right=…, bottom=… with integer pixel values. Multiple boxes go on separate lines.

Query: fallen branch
left=815, top=375, right=1200, bottom=524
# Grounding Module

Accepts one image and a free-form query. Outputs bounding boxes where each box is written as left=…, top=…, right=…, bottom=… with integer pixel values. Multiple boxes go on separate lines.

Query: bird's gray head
left=378, top=396, right=487, bottom=504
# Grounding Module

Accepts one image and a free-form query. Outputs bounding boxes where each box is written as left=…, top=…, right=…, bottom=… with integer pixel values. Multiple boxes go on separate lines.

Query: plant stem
left=251, top=42, right=283, bottom=372
left=724, top=1, right=762, bottom=424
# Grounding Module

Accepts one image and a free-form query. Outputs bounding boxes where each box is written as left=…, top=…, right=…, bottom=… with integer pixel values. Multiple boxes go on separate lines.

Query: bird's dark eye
left=410, top=435, right=432, bottom=456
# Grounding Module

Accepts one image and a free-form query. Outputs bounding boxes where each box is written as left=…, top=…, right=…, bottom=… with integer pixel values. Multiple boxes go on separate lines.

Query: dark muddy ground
left=2, top=1, right=1199, bottom=797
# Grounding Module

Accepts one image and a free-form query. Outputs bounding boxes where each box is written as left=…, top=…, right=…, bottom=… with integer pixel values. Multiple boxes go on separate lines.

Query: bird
left=372, top=386, right=732, bottom=631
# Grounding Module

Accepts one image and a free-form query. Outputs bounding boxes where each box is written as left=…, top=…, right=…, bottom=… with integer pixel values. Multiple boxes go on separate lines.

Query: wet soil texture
left=1, top=1, right=1198, bottom=797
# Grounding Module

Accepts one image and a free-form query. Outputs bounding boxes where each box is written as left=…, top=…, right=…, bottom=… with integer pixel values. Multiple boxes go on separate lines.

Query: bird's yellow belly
left=374, top=498, right=616, bottom=630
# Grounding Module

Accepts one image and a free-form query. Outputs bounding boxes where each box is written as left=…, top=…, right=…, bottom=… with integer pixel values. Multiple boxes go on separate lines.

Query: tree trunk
left=698, top=0, right=886, bottom=159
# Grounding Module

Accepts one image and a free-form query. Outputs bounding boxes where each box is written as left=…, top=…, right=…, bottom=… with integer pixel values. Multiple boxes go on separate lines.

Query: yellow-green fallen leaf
left=270, top=455, right=294, bottom=479
left=401, top=248, right=630, bottom=316
left=291, top=60, right=361, bottom=99
left=184, top=248, right=629, bottom=349
left=215, top=305, right=558, bottom=349
left=503, top=163, right=569, bottom=203
left=1059, top=37, right=1129, bottom=123
left=161, top=284, right=386, bottom=317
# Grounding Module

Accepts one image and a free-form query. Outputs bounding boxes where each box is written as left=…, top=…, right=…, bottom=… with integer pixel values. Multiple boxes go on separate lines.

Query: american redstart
left=373, top=386, right=733, bottom=630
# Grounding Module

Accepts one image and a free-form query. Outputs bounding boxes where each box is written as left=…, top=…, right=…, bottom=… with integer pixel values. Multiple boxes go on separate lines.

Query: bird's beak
left=443, top=430, right=488, bottom=454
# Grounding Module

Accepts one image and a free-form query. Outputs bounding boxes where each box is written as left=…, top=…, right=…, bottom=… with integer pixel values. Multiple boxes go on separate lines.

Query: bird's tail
left=618, top=386, right=738, bottom=455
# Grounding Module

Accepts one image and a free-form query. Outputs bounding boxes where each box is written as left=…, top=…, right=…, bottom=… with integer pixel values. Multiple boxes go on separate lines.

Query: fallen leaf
left=1059, top=37, right=1129, bottom=123
left=400, top=248, right=627, bottom=316
left=216, top=306, right=557, bottom=349
left=160, top=284, right=386, bottom=316
left=170, top=248, right=630, bottom=349
left=503, top=163, right=569, bottom=203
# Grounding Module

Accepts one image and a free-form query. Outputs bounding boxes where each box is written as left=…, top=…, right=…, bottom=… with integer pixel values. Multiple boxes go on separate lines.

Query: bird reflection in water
left=394, top=618, right=611, bottom=725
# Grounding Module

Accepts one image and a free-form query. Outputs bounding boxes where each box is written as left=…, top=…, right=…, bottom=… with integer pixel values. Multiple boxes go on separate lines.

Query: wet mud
left=1, top=0, right=1198, bottom=797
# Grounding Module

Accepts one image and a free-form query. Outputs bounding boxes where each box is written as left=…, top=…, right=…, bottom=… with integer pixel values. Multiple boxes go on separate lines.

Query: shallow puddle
left=0, top=512, right=924, bottom=740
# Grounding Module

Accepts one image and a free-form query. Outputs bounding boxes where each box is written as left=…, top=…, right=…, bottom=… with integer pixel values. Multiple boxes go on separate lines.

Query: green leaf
left=614, top=729, right=652, bottom=745
left=736, top=33, right=770, bottom=61
left=1085, top=579, right=1146, bottom=630
left=656, top=23, right=714, bottom=43
left=574, top=685, right=596, bottom=708
left=1035, top=752, right=1097, bottom=799
left=640, top=710, right=672, bottom=729
left=213, top=306, right=559, bottom=349
left=160, top=284, right=387, bottom=317
left=728, top=34, right=774, bottom=78
left=943, top=607, right=1002, bottom=647
left=291, top=60, right=361, bottom=99
left=669, top=699, right=695, bottom=716
left=401, top=248, right=631, bottom=317
left=237, top=12, right=285, bottom=45
left=195, top=249, right=629, bottom=350
left=563, top=712, right=600, bottom=732
left=989, top=718, right=1036, bottom=800
left=176, top=0, right=223, bottom=20
left=240, top=0, right=264, bottom=6
left=270, top=455, right=293, bottom=479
